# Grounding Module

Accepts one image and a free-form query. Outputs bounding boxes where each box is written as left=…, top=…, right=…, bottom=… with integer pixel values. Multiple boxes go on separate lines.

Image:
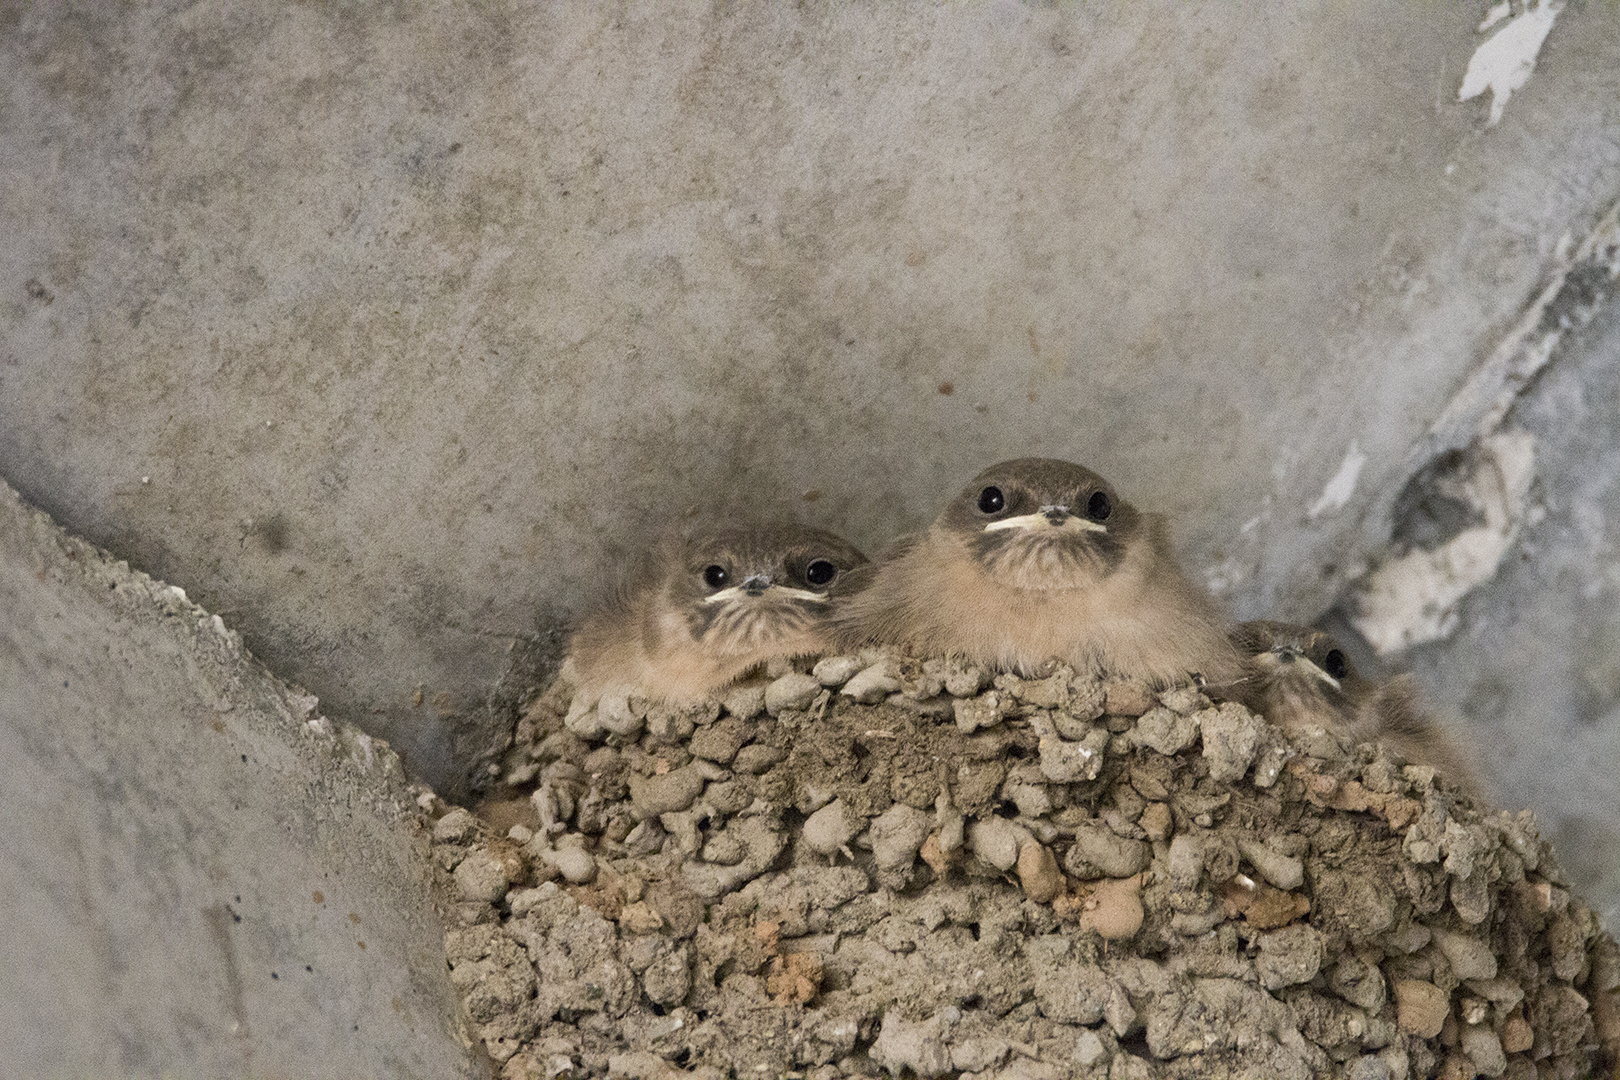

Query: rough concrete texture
left=433, top=657, right=1620, bottom=1078
left=4, top=4, right=1620, bottom=807
left=0, top=481, right=483, bottom=1079
left=1389, top=265, right=1620, bottom=935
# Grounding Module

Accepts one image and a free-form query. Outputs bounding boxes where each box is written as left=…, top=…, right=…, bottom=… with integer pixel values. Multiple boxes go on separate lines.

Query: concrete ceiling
left=3, top=3, right=1618, bottom=807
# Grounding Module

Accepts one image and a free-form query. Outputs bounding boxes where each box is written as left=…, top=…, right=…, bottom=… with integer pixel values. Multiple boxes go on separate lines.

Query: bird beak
left=983, top=505, right=1106, bottom=534
left=703, top=579, right=830, bottom=605
left=1267, top=646, right=1341, bottom=691
left=1300, top=657, right=1342, bottom=691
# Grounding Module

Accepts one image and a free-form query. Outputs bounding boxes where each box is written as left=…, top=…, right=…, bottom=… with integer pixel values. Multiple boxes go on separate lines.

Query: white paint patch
left=1307, top=444, right=1366, bottom=519
left=1352, top=431, right=1537, bottom=654
left=1458, top=0, right=1562, bottom=126
left=1478, top=2, right=1513, bottom=32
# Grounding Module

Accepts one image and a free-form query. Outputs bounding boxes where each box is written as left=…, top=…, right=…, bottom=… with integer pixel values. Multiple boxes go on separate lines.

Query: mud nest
left=424, top=652, right=1620, bottom=1080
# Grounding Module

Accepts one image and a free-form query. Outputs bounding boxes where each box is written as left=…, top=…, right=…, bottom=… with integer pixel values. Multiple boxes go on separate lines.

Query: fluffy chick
left=1230, top=620, right=1476, bottom=787
left=565, top=522, right=868, bottom=707
left=837, top=458, right=1243, bottom=687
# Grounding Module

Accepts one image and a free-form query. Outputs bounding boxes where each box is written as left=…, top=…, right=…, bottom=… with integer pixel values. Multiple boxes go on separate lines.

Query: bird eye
left=977, top=486, right=1005, bottom=514
left=702, top=565, right=728, bottom=589
left=1086, top=491, right=1112, bottom=521
left=1323, top=648, right=1348, bottom=680
left=804, top=559, right=837, bottom=587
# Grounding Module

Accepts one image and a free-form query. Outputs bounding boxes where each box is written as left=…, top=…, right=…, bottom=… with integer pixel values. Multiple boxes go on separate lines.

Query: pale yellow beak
left=983, top=510, right=1106, bottom=534
left=1260, top=647, right=1341, bottom=691
left=702, top=584, right=828, bottom=605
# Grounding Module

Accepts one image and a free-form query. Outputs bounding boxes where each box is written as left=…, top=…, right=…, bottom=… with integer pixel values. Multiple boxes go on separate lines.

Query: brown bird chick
left=1226, top=621, right=1365, bottom=734
left=564, top=522, right=869, bottom=708
left=836, top=458, right=1244, bottom=687
left=1230, top=620, right=1476, bottom=788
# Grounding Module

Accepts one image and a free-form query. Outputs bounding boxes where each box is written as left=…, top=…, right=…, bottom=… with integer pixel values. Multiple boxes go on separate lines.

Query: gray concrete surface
left=0, top=481, right=483, bottom=1079
left=1, top=4, right=1618, bottom=912
left=1388, top=279, right=1620, bottom=932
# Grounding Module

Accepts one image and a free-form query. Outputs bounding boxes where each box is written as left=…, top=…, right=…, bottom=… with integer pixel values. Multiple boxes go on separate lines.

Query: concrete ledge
left=0, top=480, right=483, bottom=1078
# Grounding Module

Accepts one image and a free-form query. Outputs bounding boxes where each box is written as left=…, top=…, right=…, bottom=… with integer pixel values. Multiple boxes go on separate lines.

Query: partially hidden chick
left=1230, top=620, right=1476, bottom=788
left=836, top=458, right=1244, bottom=687
left=564, top=522, right=869, bottom=708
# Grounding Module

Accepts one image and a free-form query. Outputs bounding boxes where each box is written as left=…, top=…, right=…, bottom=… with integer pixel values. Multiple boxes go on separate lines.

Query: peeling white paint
left=1458, top=0, right=1562, bottom=126
left=1308, top=444, right=1366, bottom=519
left=1352, top=431, right=1537, bottom=654
left=1478, top=2, right=1513, bottom=32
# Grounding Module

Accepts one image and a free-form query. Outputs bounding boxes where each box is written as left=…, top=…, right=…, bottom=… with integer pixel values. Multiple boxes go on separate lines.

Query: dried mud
left=423, top=653, right=1620, bottom=1080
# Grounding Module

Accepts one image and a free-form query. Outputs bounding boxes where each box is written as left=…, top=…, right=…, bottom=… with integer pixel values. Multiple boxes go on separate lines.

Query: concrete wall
left=0, top=481, right=483, bottom=1077
left=1391, top=282, right=1620, bottom=931
left=2, top=5, right=1618, bottom=911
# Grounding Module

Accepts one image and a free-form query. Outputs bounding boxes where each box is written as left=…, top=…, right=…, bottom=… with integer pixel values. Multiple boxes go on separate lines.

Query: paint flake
left=1352, top=431, right=1537, bottom=654
left=1308, top=444, right=1366, bottom=519
left=1477, top=2, right=1513, bottom=32
left=1458, top=0, right=1562, bottom=126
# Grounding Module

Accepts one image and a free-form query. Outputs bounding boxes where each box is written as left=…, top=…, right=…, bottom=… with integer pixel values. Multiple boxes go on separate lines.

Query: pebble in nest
left=561, top=521, right=869, bottom=721
left=834, top=458, right=1246, bottom=689
left=1226, top=621, right=1479, bottom=792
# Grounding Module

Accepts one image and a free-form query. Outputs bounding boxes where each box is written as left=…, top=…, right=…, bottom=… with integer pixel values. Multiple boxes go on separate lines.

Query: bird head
left=667, top=523, right=869, bottom=653
left=938, top=458, right=1138, bottom=590
left=1231, top=620, right=1367, bottom=708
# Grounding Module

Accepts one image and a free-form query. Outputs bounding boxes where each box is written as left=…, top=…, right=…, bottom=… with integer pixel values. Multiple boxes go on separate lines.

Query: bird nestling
left=1229, top=620, right=1476, bottom=788
left=1226, top=621, right=1366, bottom=735
left=563, top=522, right=869, bottom=708
left=836, top=458, right=1244, bottom=687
